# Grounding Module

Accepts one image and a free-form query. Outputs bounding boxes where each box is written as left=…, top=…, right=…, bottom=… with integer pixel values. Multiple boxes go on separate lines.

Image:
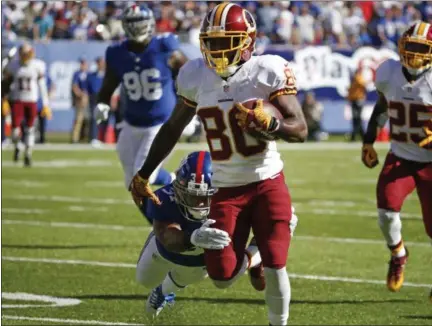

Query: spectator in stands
left=2, top=19, right=18, bottom=42
left=377, top=8, right=398, bottom=49
left=53, top=9, right=70, bottom=39
left=69, top=8, right=90, bottom=40
left=275, top=2, right=294, bottom=43
left=295, top=3, right=315, bottom=44
left=188, top=17, right=201, bottom=48
left=97, top=1, right=124, bottom=40
left=256, top=1, right=279, bottom=35
left=87, top=56, right=105, bottom=146
left=71, top=58, right=89, bottom=144
left=347, top=67, right=367, bottom=142
left=301, top=91, right=327, bottom=142
left=343, top=3, right=366, bottom=40
left=392, top=4, right=409, bottom=39
left=156, top=2, right=177, bottom=33
left=4, top=2, right=25, bottom=30
left=33, top=3, right=54, bottom=41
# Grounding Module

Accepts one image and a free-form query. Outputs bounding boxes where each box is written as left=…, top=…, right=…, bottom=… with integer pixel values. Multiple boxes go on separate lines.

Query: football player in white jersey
left=1, top=43, right=51, bottom=166
left=129, top=3, right=307, bottom=325
left=361, top=22, right=432, bottom=297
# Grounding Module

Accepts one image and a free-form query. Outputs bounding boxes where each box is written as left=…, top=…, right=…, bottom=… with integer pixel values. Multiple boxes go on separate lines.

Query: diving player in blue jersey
left=136, top=151, right=272, bottom=318
left=95, top=4, right=187, bottom=188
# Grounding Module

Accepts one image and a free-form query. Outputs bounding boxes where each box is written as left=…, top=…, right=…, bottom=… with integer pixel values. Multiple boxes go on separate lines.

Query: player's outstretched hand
left=190, top=219, right=231, bottom=250
left=361, top=144, right=379, bottom=168
left=94, top=103, right=110, bottom=124
left=130, top=173, right=161, bottom=206
left=234, top=99, right=272, bottom=132
left=418, top=119, right=432, bottom=150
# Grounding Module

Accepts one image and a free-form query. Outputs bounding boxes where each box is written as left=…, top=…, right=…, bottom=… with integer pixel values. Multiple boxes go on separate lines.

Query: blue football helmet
left=173, top=151, right=216, bottom=221
left=122, top=4, right=155, bottom=43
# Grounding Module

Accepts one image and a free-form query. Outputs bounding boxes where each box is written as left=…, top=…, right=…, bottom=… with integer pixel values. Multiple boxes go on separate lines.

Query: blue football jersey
left=145, top=184, right=205, bottom=267
left=105, top=33, right=179, bottom=127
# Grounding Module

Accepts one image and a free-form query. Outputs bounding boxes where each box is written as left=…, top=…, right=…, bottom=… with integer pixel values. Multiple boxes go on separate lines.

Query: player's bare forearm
left=363, top=92, right=388, bottom=144
left=168, top=51, right=188, bottom=79
left=138, top=100, right=196, bottom=179
left=97, top=67, right=120, bottom=104
left=271, top=94, right=308, bottom=142
left=153, top=220, right=193, bottom=252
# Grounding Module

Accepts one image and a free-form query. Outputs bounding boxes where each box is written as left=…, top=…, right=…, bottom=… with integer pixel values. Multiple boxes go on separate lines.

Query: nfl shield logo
left=223, top=85, right=229, bottom=92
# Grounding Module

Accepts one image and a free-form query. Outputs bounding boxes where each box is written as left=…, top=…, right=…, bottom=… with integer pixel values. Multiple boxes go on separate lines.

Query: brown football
left=240, top=99, right=283, bottom=141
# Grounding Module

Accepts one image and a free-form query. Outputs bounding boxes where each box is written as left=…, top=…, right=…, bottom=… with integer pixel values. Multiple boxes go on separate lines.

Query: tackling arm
left=153, top=220, right=193, bottom=253
left=270, top=94, right=308, bottom=142
left=137, top=100, right=196, bottom=179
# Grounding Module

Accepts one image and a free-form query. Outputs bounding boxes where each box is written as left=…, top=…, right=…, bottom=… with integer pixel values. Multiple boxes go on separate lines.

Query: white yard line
left=1, top=219, right=150, bottom=232
left=1, top=159, right=115, bottom=168
left=6, top=194, right=132, bottom=205
left=1, top=142, right=391, bottom=151
left=4, top=195, right=422, bottom=219
left=294, top=235, right=430, bottom=248
left=3, top=219, right=429, bottom=247
left=2, top=256, right=430, bottom=289
left=2, top=292, right=81, bottom=309
left=3, top=256, right=135, bottom=268
left=297, top=208, right=422, bottom=220
left=1, top=315, right=145, bottom=326
left=1, top=208, right=48, bottom=215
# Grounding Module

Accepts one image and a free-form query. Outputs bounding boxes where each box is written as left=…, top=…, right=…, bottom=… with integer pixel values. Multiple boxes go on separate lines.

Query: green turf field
left=1, top=143, right=431, bottom=325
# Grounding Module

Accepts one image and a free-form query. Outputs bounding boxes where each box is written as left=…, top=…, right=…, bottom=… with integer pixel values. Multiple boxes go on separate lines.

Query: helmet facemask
left=173, top=179, right=216, bottom=222
left=200, top=30, right=252, bottom=77
left=122, top=13, right=155, bottom=44
left=398, top=36, right=432, bottom=76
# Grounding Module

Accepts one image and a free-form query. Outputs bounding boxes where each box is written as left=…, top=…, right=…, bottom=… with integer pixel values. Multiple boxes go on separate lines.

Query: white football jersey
left=7, top=59, right=46, bottom=103
left=375, top=59, right=432, bottom=162
left=177, top=55, right=297, bottom=187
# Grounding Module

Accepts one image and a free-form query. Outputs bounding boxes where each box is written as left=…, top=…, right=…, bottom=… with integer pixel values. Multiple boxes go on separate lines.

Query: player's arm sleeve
left=37, top=61, right=49, bottom=107
left=256, top=56, right=297, bottom=101
left=105, top=46, right=120, bottom=79
left=146, top=199, right=171, bottom=223
left=97, top=46, right=121, bottom=104
left=176, top=59, right=200, bottom=108
left=374, top=59, right=394, bottom=95
left=162, top=33, right=180, bottom=53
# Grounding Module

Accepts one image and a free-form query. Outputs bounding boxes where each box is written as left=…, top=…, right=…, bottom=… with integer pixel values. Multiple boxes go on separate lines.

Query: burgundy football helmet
left=398, top=21, right=432, bottom=75
left=199, top=3, right=257, bottom=76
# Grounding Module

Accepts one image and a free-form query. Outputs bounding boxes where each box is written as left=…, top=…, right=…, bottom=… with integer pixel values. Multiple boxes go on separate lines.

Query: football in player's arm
left=130, top=63, right=307, bottom=206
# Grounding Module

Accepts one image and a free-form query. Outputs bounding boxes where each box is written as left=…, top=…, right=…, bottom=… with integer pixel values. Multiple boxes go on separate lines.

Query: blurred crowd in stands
left=3, top=1, right=432, bottom=50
